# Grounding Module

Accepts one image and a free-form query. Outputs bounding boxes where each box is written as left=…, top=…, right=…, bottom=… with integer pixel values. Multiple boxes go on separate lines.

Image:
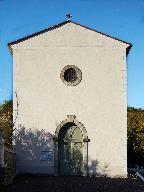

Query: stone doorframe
left=53, top=115, right=90, bottom=176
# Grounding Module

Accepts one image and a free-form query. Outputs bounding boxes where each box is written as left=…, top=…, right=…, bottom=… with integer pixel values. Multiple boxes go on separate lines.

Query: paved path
left=0, top=175, right=144, bottom=192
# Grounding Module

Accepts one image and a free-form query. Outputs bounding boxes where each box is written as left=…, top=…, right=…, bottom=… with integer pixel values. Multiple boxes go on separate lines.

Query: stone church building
left=8, top=20, right=131, bottom=177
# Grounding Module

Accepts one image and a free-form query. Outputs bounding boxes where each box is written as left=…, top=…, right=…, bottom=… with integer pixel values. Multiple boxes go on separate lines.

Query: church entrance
left=58, top=122, right=83, bottom=176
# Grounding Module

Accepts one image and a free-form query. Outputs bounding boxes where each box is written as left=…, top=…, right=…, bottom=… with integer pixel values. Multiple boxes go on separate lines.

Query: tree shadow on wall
left=88, top=160, right=99, bottom=176
left=13, top=127, right=108, bottom=177
left=88, top=160, right=110, bottom=177
left=14, top=127, right=54, bottom=161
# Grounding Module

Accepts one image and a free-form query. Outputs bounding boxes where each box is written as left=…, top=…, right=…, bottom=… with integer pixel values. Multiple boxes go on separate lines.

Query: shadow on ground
left=0, top=175, right=144, bottom=192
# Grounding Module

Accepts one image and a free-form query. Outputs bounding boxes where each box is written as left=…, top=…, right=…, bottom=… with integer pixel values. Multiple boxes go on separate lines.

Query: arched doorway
left=54, top=115, right=90, bottom=176
left=58, top=122, right=83, bottom=175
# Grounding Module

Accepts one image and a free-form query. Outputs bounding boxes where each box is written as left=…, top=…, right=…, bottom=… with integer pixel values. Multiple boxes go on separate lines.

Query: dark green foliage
left=127, top=107, right=144, bottom=165
left=0, top=100, right=13, bottom=147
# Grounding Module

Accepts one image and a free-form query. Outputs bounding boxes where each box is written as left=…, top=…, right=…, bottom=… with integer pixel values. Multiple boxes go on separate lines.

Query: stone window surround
left=60, top=65, right=82, bottom=86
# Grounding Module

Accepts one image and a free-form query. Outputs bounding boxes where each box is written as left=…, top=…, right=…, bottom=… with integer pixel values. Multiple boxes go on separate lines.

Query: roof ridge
left=8, top=20, right=132, bottom=55
left=71, top=21, right=132, bottom=46
left=8, top=20, right=70, bottom=46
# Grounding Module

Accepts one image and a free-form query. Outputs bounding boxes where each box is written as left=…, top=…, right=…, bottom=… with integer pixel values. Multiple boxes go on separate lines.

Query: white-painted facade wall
left=11, top=22, right=130, bottom=177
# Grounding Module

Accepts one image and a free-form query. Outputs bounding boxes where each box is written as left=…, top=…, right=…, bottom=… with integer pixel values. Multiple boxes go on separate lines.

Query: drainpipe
left=83, top=137, right=90, bottom=176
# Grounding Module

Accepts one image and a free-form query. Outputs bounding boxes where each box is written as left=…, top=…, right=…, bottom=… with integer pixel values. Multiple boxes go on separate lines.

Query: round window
left=60, top=65, right=82, bottom=86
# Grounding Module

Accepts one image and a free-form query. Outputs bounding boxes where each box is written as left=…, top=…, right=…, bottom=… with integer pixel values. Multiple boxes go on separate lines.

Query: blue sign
left=40, top=150, right=53, bottom=161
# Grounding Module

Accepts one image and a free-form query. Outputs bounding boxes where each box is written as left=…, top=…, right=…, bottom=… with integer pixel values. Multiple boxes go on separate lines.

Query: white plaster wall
left=12, top=22, right=129, bottom=176
left=11, top=22, right=127, bottom=49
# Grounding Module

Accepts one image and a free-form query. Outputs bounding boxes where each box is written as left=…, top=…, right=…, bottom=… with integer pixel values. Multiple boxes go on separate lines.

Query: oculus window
left=60, top=65, right=82, bottom=86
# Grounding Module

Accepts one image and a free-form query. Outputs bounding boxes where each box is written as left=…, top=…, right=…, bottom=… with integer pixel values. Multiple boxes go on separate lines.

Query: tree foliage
left=0, top=100, right=13, bottom=147
left=127, top=107, right=144, bottom=165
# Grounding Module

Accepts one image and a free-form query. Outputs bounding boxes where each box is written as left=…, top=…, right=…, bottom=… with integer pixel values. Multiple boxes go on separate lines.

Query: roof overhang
left=7, top=20, right=132, bottom=55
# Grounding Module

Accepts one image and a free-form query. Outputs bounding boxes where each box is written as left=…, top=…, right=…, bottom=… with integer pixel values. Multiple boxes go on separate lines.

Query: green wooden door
left=58, top=123, right=83, bottom=176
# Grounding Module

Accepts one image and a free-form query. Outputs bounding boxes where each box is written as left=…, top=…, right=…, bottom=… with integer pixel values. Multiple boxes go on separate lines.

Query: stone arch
left=54, top=115, right=90, bottom=176
left=55, top=115, right=88, bottom=141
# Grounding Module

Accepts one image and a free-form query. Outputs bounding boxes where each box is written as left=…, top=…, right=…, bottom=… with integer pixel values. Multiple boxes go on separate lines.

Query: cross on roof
left=66, top=13, right=72, bottom=21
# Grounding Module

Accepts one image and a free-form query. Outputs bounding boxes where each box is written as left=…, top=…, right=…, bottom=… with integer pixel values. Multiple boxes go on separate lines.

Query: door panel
left=59, top=142, right=69, bottom=175
left=70, top=142, right=83, bottom=175
left=58, top=123, right=83, bottom=176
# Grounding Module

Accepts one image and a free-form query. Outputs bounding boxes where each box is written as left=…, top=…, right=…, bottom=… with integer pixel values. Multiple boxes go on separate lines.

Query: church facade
left=8, top=20, right=131, bottom=177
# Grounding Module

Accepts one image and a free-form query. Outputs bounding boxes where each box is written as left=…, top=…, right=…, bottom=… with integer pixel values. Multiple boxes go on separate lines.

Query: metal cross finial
left=66, top=13, right=72, bottom=21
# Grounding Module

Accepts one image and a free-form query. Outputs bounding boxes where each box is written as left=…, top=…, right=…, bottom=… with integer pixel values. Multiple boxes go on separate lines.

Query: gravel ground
left=0, top=175, right=144, bottom=192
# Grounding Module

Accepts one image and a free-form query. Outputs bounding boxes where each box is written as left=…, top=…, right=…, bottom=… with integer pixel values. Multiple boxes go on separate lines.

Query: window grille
left=64, top=68, right=77, bottom=83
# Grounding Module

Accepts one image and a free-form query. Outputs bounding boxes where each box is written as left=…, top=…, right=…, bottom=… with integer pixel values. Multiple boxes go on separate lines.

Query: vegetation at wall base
left=127, top=107, right=144, bottom=165
left=0, top=100, right=13, bottom=148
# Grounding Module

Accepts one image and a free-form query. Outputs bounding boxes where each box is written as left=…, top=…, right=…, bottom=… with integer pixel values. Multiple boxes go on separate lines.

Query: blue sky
left=0, top=0, right=144, bottom=108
